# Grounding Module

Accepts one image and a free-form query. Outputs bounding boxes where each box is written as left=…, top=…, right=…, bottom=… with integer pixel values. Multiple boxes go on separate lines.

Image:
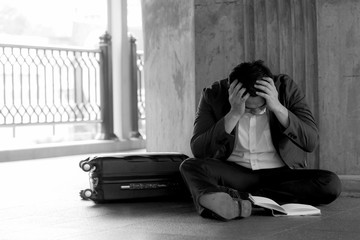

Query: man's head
left=228, top=60, right=273, bottom=97
left=228, top=60, right=273, bottom=115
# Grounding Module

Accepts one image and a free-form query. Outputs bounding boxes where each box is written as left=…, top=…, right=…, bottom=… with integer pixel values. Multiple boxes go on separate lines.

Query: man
left=180, top=60, right=341, bottom=221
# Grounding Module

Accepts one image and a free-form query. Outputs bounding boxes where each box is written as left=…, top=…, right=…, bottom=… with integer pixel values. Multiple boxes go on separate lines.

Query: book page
left=250, top=196, right=287, bottom=215
left=278, top=204, right=321, bottom=216
left=250, top=196, right=279, bottom=205
left=250, top=196, right=321, bottom=216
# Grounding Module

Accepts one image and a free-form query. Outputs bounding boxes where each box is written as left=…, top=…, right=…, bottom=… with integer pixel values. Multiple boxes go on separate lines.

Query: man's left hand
left=256, top=77, right=290, bottom=128
left=255, top=77, right=282, bottom=112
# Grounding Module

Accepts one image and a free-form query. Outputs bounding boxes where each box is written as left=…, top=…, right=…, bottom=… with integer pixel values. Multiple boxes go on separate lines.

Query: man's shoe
left=199, top=191, right=252, bottom=220
left=218, top=185, right=250, bottom=200
left=218, top=186, right=252, bottom=218
left=236, top=198, right=252, bottom=218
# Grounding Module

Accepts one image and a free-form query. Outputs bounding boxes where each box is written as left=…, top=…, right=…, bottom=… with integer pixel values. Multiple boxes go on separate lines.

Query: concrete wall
left=194, top=0, right=318, bottom=107
left=317, top=0, right=360, bottom=194
left=194, top=0, right=319, bottom=168
left=141, top=0, right=360, bottom=193
left=142, top=0, right=318, bottom=163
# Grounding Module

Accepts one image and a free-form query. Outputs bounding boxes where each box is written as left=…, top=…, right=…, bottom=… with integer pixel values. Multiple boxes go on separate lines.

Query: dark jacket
left=190, top=74, right=319, bottom=169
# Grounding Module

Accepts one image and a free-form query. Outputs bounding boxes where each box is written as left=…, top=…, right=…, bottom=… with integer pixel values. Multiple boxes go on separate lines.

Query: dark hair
left=228, top=60, right=273, bottom=96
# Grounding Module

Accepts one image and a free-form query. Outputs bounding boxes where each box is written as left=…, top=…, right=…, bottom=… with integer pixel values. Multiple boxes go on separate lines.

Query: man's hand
left=228, top=80, right=250, bottom=117
left=255, top=77, right=281, bottom=112
left=255, top=77, right=290, bottom=128
left=224, top=80, right=250, bottom=133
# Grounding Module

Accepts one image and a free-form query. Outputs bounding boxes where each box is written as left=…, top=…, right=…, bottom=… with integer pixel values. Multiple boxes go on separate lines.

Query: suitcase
left=79, top=152, right=189, bottom=203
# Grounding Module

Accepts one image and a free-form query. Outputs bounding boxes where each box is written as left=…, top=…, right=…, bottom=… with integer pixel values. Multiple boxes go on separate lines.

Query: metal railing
left=0, top=44, right=101, bottom=126
left=0, top=33, right=145, bottom=141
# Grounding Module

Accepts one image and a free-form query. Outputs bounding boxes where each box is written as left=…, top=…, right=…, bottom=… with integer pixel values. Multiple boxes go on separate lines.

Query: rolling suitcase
left=79, top=152, right=189, bottom=203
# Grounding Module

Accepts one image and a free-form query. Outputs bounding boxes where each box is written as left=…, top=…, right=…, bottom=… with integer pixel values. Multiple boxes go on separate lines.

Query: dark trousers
left=180, top=158, right=342, bottom=217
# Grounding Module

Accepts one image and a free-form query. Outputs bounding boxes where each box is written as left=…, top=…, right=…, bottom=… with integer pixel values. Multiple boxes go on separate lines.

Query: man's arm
left=257, top=76, right=318, bottom=152
left=271, top=105, right=289, bottom=129
left=191, top=80, right=250, bottom=158
left=190, top=93, right=232, bottom=158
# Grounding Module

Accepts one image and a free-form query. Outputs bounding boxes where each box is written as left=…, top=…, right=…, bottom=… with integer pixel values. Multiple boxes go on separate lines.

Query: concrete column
left=142, top=0, right=196, bottom=156
left=108, top=0, right=132, bottom=140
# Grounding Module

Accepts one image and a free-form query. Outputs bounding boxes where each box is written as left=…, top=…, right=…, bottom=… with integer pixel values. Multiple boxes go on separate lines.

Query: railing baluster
left=129, top=35, right=141, bottom=139
left=98, top=32, right=117, bottom=140
left=136, top=50, right=146, bottom=138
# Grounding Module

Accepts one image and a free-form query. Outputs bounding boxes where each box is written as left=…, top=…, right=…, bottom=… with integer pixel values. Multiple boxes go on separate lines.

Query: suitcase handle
left=122, top=155, right=157, bottom=161
left=120, top=154, right=186, bottom=162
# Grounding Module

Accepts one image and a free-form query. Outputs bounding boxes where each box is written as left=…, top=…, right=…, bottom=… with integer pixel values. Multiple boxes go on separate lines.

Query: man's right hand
left=228, top=80, right=250, bottom=118
left=224, top=80, right=250, bottom=134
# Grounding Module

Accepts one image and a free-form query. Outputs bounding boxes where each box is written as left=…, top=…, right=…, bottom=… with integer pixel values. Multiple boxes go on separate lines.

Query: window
left=0, top=0, right=107, bottom=147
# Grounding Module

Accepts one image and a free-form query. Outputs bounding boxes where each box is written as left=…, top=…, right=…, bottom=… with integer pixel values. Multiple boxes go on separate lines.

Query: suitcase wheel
left=80, top=189, right=93, bottom=200
left=79, top=158, right=89, bottom=168
left=81, top=162, right=92, bottom=172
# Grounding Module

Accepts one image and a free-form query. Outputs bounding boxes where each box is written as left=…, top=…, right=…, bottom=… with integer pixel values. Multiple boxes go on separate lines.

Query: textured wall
left=142, top=0, right=318, bottom=163
left=194, top=0, right=318, bottom=113
left=141, top=0, right=360, bottom=183
left=142, top=0, right=195, bottom=156
left=194, top=0, right=319, bottom=167
left=317, top=0, right=360, bottom=175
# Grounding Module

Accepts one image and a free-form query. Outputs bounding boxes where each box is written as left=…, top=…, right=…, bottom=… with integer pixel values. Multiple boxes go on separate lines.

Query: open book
left=249, top=195, right=321, bottom=216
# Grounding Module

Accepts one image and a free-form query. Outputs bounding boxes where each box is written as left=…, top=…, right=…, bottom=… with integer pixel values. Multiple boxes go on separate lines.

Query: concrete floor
left=1, top=153, right=360, bottom=240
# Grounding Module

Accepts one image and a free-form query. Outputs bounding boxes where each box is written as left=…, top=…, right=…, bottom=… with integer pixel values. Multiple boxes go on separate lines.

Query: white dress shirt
left=227, top=110, right=285, bottom=170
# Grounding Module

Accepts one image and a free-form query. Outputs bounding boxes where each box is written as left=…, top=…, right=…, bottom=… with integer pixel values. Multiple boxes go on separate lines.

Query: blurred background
left=0, top=0, right=145, bottom=148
